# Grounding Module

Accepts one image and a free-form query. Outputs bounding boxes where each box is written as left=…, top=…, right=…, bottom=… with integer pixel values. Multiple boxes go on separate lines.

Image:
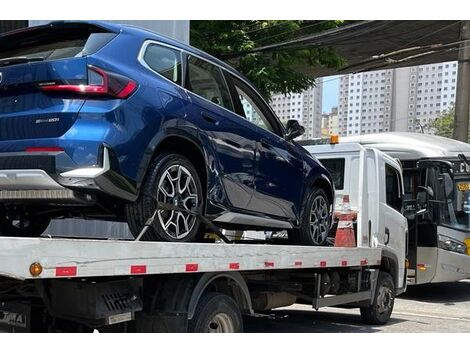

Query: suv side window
left=186, top=56, right=234, bottom=111
left=143, top=43, right=182, bottom=85
left=386, top=164, right=402, bottom=212
left=230, top=77, right=276, bottom=134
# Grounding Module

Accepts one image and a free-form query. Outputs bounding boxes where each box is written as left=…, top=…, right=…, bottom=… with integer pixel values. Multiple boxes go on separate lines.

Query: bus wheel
left=188, top=292, right=243, bottom=333
left=360, top=271, right=395, bottom=325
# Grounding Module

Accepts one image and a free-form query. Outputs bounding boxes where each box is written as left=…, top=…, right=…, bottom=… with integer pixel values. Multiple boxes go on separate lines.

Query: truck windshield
left=440, top=177, right=470, bottom=231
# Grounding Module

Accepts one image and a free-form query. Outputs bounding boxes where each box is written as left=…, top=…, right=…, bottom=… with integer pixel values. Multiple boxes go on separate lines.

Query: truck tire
left=0, top=210, right=51, bottom=237
left=289, top=188, right=331, bottom=246
left=360, top=271, right=395, bottom=325
left=126, top=152, right=204, bottom=242
left=188, top=292, right=243, bottom=333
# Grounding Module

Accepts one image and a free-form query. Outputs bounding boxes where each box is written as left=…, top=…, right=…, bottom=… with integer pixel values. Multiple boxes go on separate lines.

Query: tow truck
left=0, top=141, right=407, bottom=333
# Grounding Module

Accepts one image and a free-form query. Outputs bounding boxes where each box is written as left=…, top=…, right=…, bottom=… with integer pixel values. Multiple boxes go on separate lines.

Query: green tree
left=429, top=107, right=470, bottom=142
left=430, top=107, right=455, bottom=139
left=190, top=21, right=345, bottom=99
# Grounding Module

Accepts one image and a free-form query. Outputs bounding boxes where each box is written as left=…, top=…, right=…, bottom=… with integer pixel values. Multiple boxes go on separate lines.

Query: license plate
left=458, top=183, right=470, bottom=191
left=0, top=310, right=27, bottom=328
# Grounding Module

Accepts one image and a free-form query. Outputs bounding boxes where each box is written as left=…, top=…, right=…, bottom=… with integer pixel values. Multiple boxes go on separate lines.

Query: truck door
left=378, top=157, right=408, bottom=288
left=402, top=167, right=438, bottom=284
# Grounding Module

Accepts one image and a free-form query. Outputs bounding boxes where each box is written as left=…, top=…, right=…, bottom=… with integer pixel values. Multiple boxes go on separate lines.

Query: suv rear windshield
left=0, top=24, right=117, bottom=63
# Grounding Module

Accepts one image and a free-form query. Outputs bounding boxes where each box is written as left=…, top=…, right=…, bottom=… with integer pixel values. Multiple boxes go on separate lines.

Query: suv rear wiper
left=0, top=56, right=45, bottom=67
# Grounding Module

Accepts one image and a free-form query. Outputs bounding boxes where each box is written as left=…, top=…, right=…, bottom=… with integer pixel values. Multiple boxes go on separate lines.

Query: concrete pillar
left=453, top=21, right=470, bottom=142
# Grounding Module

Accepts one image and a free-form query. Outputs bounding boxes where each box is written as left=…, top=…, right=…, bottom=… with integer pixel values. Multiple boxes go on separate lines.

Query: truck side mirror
left=285, top=119, right=305, bottom=140
left=416, top=186, right=433, bottom=214
left=403, top=199, right=417, bottom=220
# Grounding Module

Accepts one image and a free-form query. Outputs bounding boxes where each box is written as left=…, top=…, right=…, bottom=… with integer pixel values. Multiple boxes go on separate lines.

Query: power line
left=396, top=21, right=462, bottom=52
left=255, top=20, right=333, bottom=45
left=249, top=21, right=380, bottom=54
left=244, top=21, right=293, bottom=35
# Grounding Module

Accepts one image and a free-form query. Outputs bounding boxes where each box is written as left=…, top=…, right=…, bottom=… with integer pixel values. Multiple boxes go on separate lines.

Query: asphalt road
left=244, top=279, right=470, bottom=333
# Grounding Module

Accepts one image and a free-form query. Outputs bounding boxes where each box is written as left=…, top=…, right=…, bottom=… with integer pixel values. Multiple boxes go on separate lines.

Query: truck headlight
left=438, top=235, right=467, bottom=254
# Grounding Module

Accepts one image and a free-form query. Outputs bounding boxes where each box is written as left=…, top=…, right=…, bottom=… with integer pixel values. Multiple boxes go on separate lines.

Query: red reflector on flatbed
left=56, top=266, right=77, bottom=277
left=294, top=261, right=303, bottom=267
left=320, top=261, right=327, bottom=267
left=264, top=261, right=274, bottom=268
left=130, top=265, right=147, bottom=274
left=186, top=264, right=198, bottom=272
left=341, top=260, right=348, bottom=266
left=229, top=263, right=240, bottom=270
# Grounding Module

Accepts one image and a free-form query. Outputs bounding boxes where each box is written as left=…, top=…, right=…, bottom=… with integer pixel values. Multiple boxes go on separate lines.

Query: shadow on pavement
left=401, top=280, right=470, bottom=304
left=244, top=309, right=406, bottom=333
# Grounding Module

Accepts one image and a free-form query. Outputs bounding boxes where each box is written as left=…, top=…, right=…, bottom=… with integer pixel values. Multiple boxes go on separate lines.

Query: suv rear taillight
left=39, top=66, right=137, bottom=99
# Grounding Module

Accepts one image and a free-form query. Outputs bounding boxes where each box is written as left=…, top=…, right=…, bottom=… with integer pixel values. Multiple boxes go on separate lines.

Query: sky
left=321, top=75, right=340, bottom=114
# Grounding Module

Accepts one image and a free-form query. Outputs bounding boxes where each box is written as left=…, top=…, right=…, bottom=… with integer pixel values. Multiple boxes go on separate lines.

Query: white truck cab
left=338, top=132, right=470, bottom=285
left=304, top=142, right=408, bottom=291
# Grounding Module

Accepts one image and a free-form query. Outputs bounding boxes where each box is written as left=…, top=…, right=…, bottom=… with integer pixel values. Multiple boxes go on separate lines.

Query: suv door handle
left=201, top=112, right=218, bottom=124
left=384, top=227, right=390, bottom=245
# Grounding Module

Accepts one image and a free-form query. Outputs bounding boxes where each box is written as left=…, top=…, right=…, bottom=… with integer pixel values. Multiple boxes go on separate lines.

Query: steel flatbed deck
left=0, top=236, right=382, bottom=280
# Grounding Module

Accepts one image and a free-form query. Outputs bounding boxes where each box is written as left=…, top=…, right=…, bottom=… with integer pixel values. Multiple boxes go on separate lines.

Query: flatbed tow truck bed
left=0, top=236, right=381, bottom=280
left=0, top=235, right=394, bottom=333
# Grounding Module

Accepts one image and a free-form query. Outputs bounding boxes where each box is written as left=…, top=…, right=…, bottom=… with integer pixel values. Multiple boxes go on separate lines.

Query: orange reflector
left=29, top=262, right=43, bottom=277
left=405, top=259, right=409, bottom=269
left=417, top=263, right=427, bottom=271
left=330, top=134, right=339, bottom=144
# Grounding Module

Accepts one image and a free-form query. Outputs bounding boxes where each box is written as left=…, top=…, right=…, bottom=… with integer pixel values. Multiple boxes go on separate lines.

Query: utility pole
left=453, top=21, right=470, bottom=142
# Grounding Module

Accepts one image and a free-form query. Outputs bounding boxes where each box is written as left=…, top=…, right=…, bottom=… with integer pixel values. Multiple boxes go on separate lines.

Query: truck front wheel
left=360, top=271, right=395, bottom=325
left=188, top=292, right=243, bottom=333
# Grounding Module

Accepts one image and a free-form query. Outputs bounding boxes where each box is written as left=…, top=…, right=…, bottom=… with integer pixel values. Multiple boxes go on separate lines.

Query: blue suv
left=0, top=21, right=334, bottom=245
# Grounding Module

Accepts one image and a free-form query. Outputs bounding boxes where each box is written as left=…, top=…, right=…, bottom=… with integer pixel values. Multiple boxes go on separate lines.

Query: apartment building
left=270, top=79, right=323, bottom=139
left=338, top=62, right=458, bottom=136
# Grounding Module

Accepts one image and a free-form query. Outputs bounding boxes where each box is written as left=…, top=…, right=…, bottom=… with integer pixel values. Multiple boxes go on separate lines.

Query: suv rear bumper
left=0, top=148, right=137, bottom=204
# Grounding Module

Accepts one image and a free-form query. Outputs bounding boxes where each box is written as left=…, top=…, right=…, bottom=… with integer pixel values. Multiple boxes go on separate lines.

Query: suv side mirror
left=285, top=119, right=305, bottom=140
